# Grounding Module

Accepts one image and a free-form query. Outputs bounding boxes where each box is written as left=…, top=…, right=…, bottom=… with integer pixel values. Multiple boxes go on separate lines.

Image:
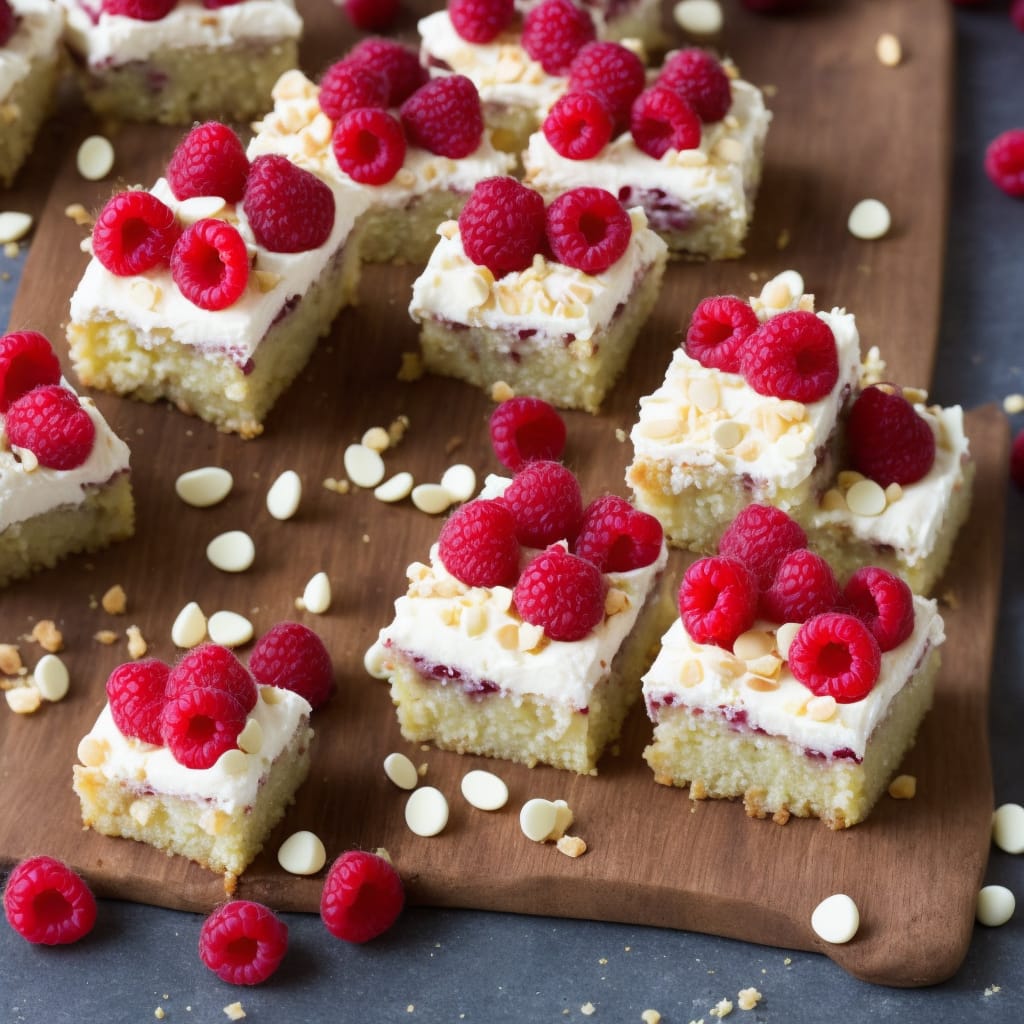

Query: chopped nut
left=556, top=834, right=588, bottom=858
left=604, top=588, right=630, bottom=616
left=491, top=380, right=515, bottom=402
left=710, top=998, right=734, bottom=1018
left=0, top=643, right=22, bottom=675
left=888, top=774, right=917, bottom=799
left=101, top=584, right=127, bottom=615
left=64, top=203, right=93, bottom=227
left=388, top=414, right=410, bottom=447
left=30, top=619, right=63, bottom=653
left=126, top=625, right=148, bottom=660
left=737, top=988, right=762, bottom=1011
left=6, top=685, right=41, bottom=714
left=397, top=352, right=424, bottom=382
left=93, top=630, right=118, bottom=645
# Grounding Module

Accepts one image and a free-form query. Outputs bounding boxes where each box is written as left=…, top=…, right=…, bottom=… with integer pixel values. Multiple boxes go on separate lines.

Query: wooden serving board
left=0, top=0, right=984, bottom=989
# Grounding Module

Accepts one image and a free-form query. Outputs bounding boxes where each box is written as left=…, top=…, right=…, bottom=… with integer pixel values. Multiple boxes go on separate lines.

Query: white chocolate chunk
left=405, top=786, right=449, bottom=837
left=520, top=798, right=558, bottom=842
left=237, top=718, right=264, bottom=755
left=76, top=135, right=115, bottom=180
left=848, top=198, right=892, bottom=240
left=172, top=601, right=208, bottom=648
left=277, top=830, right=327, bottom=876
left=976, top=885, right=1015, bottom=927
left=440, top=464, right=477, bottom=503
left=846, top=478, right=887, bottom=516
left=207, top=610, right=254, bottom=648
left=992, top=803, right=1024, bottom=854
left=344, top=443, right=386, bottom=488
left=0, top=211, right=33, bottom=244
left=363, top=640, right=391, bottom=679
left=411, top=483, right=453, bottom=515
left=33, top=654, right=69, bottom=702
left=374, top=472, right=414, bottom=503
left=673, top=0, right=722, bottom=35
left=461, top=769, right=509, bottom=811
left=384, top=752, right=419, bottom=791
left=175, top=466, right=233, bottom=507
left=811, top=894, right=860, bottom=944
left=266, top=470, right=302, bottom=520
left=775, top=622, right=801, bottom=660
left=207, top=531, right=255, bottom=572
left=302, top=572, right=332, bottom=614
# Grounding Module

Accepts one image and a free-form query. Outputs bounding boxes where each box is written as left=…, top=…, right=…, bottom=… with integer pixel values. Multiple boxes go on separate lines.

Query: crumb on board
left=30, top=620, right=63, bottom=653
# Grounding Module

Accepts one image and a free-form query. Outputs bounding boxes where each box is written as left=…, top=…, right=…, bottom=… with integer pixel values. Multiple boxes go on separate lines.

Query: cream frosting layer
left=0, top=0, right=62, bottom=99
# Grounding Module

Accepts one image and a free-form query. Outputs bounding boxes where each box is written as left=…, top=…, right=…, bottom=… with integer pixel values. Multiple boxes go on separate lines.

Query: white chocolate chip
left=260, top=685, right=284, bottom=705
left=172, top=601, right=208, bottom=648
left=461, top=769, right=509, bottom=811
left=811, top=894, right=860, bottom=944
left=776, top=434, right=807, bottom=459
left=218, top=749, right=249, bottom=776
left=5, top=686, right=41, bottom=714
left=439, top=464, right=477, bottom=503
left=277, top=830, right=327, bottom=876
left=206, top=531, right=255, bottom=572
left=176, top=195, right=228, bottom=223
left=384, top=751, right=419, bottom=790
left=374, top=472, right=414, bottom=503
left=237, top=718, right=264, bottom=755
left=343, top=443, right=386, bottom=489
left=33, top=654, right=69, bottom=702
left=520, top=798, right=558, bottom=842
left=846, top=478, right=887, bottom=516
left=993, top=803, right=1024, bottom=854
left=0, top=211, right=33, bottom=244
left=712, top=420, right=743, bottom=450
left=976, top=885, right=1015, bottom=927
left=363, top=640, right=391, bottom=679
left=689, top=377, right=720, bottom=413
left=361, top=426, right=391, bottom=452
left=673, top=0, right=723, bottom=36
left=411, top=483, right=454, bottom=515
left=207, top=611, right=254, bottom=648
left=405, top=786, right=449, bottom=837
left=733, top=630, right=775, bottom=661
left=175, top=466, right=233, bottom=507
left=806, top=695, right=838, bottom=722
left=76, top=135, right=115, bottom=180
left=302, top=572, right=331, bottom=614
left=848, top=198, right=892, bottom=240
left=875, top=32, right=902, bottom=67
left=77, top=735, right=108, bottom=767
left=266, top=470, right=302, bottom=520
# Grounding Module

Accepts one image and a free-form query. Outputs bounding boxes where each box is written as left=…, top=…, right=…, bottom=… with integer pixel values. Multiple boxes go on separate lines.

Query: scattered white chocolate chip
left=172, top=601, right=208, bottom=648
left=301, top=572, right=331, bottom=614
left=673, top=0, right=722, bottom=36
left=405, top=786, right=449, bottom=837
left=810, top=893, right=860, bottom=944
left=207, top=531, right=255, bottom=572
left=847, top=198, right=892, bottom=240
left=520, top=798, right=559, bottom=842
left=76, top=134, right=115, bottom=180
left=177, top=195, right=227, bottom=223
left=277, top=830, right=327, bottom=876
left=343, top=443, right=386, bottom=489
left=385, top=751, right=419, bottom=791
left=775, top=622, right=801, bottom=660
left=1003, top=393, right=1024, bottom=415
left=875, top=32, right=902, bottom=67
left=461, top=769, right=509, bottom=811
left=175, top=466, right=233, bottom=507
left=411, top=483, right=453, bottom=515
left=888, top=774, right=917, bottom=799
left=266, top=469, right=302, bottom=520
left=439, top=464, right=477, bottom=503
left=976, top=885, right=1015, bottom=927
left=363, top=640, right=391, bottom=679
left=5, top=686, right=41, bottom=714
left=0, top=211, right=33, bottom=244
left=208, top=610, right=254, bottom=648
left=992, top=803, right=1024, bottom=854
left=374, top=472, right=414, bottom=503
left=33, top=654, right=69, bottom=702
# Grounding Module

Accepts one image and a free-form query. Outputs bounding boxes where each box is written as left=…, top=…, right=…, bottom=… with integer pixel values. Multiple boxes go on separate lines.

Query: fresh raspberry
left=248, top=622, right=333, bottom=708
left=0, top=0, right=16, bottom=47
left=166, top=122, right=249, bottom=204
left=787, top=612, right=881, bottom=703
left=1013, top=0, right=1024, bottom=31
left=678, top=556, right=758, bottom=650
left=513, top=545, right=605, bottom=641
left=170, top=218, right=249, bottom=311
left=542, top=91, right=613, bottom=160
left=5, top=385, right=95, bottom=470
left=684, top=295, right=759, bottom=374
left=332, top=108, right=406, bottom=186
left=342, top=0, right=399, bottom=31
left=845, top=384, right=936, bottom=487
left=165, top=643, right=258, bottom=713
left=449, top=0, right=515, bottom=43
left=1012, top=428, right=1024, bottom=491
left=629, top=86, right=701, bottom=159
left=759, top=548, right=841, bottom=624
left=243, top=155, right=335, bottom=253
left=0, top=331, right=61, bottom=412
left=400, top=75, right=484, bottom=159
left=3, top=856, right=96, bottom=945
left=502, top=460, right=583, bottom=547
left=843, top=566, right=914, bottom=653
left=199, top=901, right=288, bottom=985
left=159, top=685, right=248, bottom=769
left=318, top=60, right=389, bottom=121
left=458, top=177, right=546, bottom=277
left=546, top=186, right=632, bottom=274
left=321, top=850, right=404, bottom=943
left=573, top=495, right=663, bottom=572
left=568, top=41, right=646, bottom=131
left=657, top=48, right=732, bottom=123
left=489, top=395, right=566, bottom=470
left=92, top=190, right=181, bottom=277
left=348, top=38, right=428, bottom=106
left=984, top=128, right=1024, bottom=199
left=740, top=310, right=839, bottom=403
left=438, top=498, right=521, bottom=587
left=717, top=504, right=807, bottom=591
left=106, top=658, right=171, bottom=746
left=522, top=0, right=596, bottom=75
left=101, top=0, right=176, bottom=19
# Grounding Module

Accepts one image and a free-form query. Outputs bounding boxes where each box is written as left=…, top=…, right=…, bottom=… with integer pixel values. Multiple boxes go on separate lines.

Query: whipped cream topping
left=643, top=595, right=944, bottom=760
left=0, top=0, right=62, bottom=99
left=409, top=207, right=667, bottom=344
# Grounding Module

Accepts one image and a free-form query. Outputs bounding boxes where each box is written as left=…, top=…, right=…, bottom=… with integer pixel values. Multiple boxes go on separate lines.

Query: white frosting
left=0, top=0, right=62, bottom=99
left=643, top=596, right=944, bottom=760
left=58, top=0, right=302, bottom=68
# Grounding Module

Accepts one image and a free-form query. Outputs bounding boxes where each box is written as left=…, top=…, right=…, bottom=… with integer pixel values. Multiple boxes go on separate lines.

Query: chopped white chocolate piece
left=811, top=893, right=860, bottom=944
left=302, top=572, right=332, bottom=615
left=277, top=830, right=327, bottom=876
left=405, top=786, right=449, bottom=837
left=172, top=601, right=208, bottom=648
left=976, top=885, right=1015, bottom=927
left=76, top=135, right=115, bottom=181
left=384, top=751, right=419, bottom=791
left=33, top=654, right=69, bottom=702
left=847, top=198, right=892, bottom=240
left=175, top=466, right=233, bottom=508
left=993, top=803, right=1024, bottom=855
left=223, top=1002, right=246, bottom=1021
left=266, top=470, right=302, bottom=521
left=461, top=769, right=509, bottom=811
left=556, top=834, right=587, bottom=858
left=343, top=443, right=386, bottom=489
left=207, top=531, right=255, bottom=573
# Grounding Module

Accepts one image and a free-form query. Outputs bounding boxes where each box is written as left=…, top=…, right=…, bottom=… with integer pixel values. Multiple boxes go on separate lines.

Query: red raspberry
left=348, top=38, right=428, bottom=106
left=458, top=177, right=547, bottom=277
left=740, top=310, right=839, bottom=403
left=243, top=155, right=335, bottom=254
left=101, top=0, right=176, bottom=19
left=170, top=218, right=249, bottom=311
left=248, top=622, right=333, bottom=708
left=717, top=504, right=807, bottom=591
left=400, top=75, right=484, bottom=159
left=332, top=108, right=406, bottom=186
left=759, top=548, right=840, bottom=624
left=3, top=856, right=96, bottom=945
left=843, top=566, right=914, bottom=653
left=1012, top=428, right=1024, bottom=491
left=513, top=545, right=605, bottom=641
left=318, top=60, right=389, bottom=121
left=165, top=643, right=258, bottom=713
left=92, top=190, right=181, bottom=277
left=0, top=331, right=61, bottom=412
left=159, top=685, right=248, bottom=769
left=199, top=900, right=288, bottom=985
left=489, top=395, right=566, bottom=470
left=845, top=384, right=936, bottom=487
left=321, top=850, right=404, bottom=943
left=0, top=0, right=16, bottom=47
left=787, top=612, right=881, bottom=703
left=657, top=48, right=732, bottom=123
left=450, top=0, right=515, bottom=43
left=573, top=495, right=663, bottom=572
left=5, top=385, right=95, bottom=470
left=166, top=122, right=249, bottom=204
left=1013, top=0, right=1024, bottom=31
left=684, top=295, right=759, bottom=374
left=546, top=186, right=632, bottom=274
left=984, top=128, right=1024, bottom=199
left=106, top=658, right=170, bottom=746
left=542, top=91, right=613, bottom=160
left=522, top=0, right=595, bottom=76
left=438, top=498, right=521, bottom=587
left=342, top=0, right=399, bottom=31
left=629, top=86, right=701, bottom=159
left=502, top=460, right=583, bottom=547
left=678, top=556, right=758, bottom=650
left=568, top=41, right=646, bottom=132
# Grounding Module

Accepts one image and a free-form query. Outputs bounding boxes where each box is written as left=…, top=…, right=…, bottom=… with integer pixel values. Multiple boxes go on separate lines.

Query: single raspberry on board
left=458, top=177, right=546, bottom=277
left=170, top=218, right=249, bottom=311
left=101, top=0, right=176, bottom=19
left=321, top=850, right=404, bottom=943
left=759, top=548, right=841, bottom=624
left=568, top=42, right=645, bottom=131
left=0, top=0, right=17, bottom=47
left=684, top=295, right=759, bottom=373
left=573, top=494, right=663, bottom=573
left=678, top=555, right=758, bottom=650
left=502, top=460, right=583, bottom=547
left=248, top=622, right=333, bottom=708
left=400, top=75, right=484, bottom=158
left=199, top=901, right=288, bottom=985
left=787, top=612, right=881, bottom=703
left=740, top=310, right=839, bottom=403
left=106, top=658, right=171, bottom=745
left=717, top=504, right=807, bottom=591
left=159, top=685, right=248, bottom=769
left=243, top=154, right=335, bottom=253
left=0, top=331, right=61, bottom=412
left=438, top=498, right=521, bottom=587
left=546, top=186, right=632, bottom=274
left=450, top=0, right=515, bottom=43
left=5, top=385, right=95, bottom=470
left=513, top=545, right=605, bottom=641
left=543, top=91, right=614, bottom=160
left=984, top=128, right=1024, bottom=199
left=1012, top=428, right=1024, bottom=491
left=843, top=566, right=914, bottom=653
left=630, top=87, right=701, bottom=159
left=92, top=190, right=181, bottom=276
left=348, top=38, right=428, bottom=106
left=318, top=60, right=389, bottom=120
left=342, top=0, right=399, bottom=31
left=845, top=384, right=936, bottom=487
left=522, top=0, right=596, bottom=74
left=657, top=48, right=732, bottom=123
left=3, top=856, right=97, bottom=945
left=332, top=107, right=407, bottom=185
left=489, top=396, right=566, bottom=470
left=166, top=122, right=249, bottom=204
left=165, top=643, right=258, bottom=713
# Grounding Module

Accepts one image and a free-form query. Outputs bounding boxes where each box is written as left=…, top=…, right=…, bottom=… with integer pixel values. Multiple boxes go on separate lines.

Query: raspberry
left=248, top=622, right=333, bottom=708
left=449, top=0, right=515, bottom=43
left=542, top=91, right=613, bottom=160
left=342, top=0, right=399, bottom=31
left=106, top=658, right=170, bottom=746
left=348, top=38, right=428, bottom=106
left=843, top=566, right=914, bottom=653
left=332, top=107, right=406, bottom=186
left=165, top=643, right=258, bottom=713
left=101, top=0, right=176, bottom=19
left=845, top=384, right=936, bottom=487
left=243, top=154, right=335, bottom=253
left=160, top=685, right=248, bottom=769
left=522, top=0, right=596, bottom=75
left=5, top=385, right=95, bottom=470
left=166, top=122, right=249, bottom=204
left=0, top=331, right=61, bottom=412
left=740, top=310, right=839, bottom=403
left=1012, top=428, right=1024, bottom=491
left=678, top=556, right=758, bottom=650
left=513, top=545, right=605, bottom=641
left=787, top=612, right=881, bottom=703
left=629, top=86, right=701, bottom=160
left=546, top=186, right=632, bottom=274
left=0, top=0, right=16, bottom=47
left=321, top=850, right=404, bottom=943
left=657, top=48, right=732, bottom=123
left=3, top=856, right=96, bottom=945
left=502, top=460, right=583, bottom=547
left=684, top=295, right=759, bottom=374
left=489, top=395, right=566, bottom=470
left=458, top=177, right=546, bottom=277
left=984, top=128, right=1024, bottom=199
left=92, top=190, right=181, bottom=277
left=400, top=75, right=484, bottom=159
left=759, top=548, right=841, bottom=624
left=717, top=504, right=807, bottom=591
left=170, top=218, right=249, bottom=311
left=438, top=498, right=521, bottom=587
left=318, top=60, right=389, bottom=121
left=1013, top=0, right=1024, bottom=31
left=573, top=495, right=663, bottom=572
left=199, top=901, right=288, bottom=985
left=568, top=41, right=645, bottom=131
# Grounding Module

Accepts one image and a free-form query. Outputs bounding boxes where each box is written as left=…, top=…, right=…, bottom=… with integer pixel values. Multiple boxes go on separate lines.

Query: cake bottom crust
left=0, top=50, right=61, bottom=187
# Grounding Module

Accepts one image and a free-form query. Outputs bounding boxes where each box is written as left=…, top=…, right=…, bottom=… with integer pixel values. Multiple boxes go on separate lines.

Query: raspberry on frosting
left=522, top=0, right=596, bottom=75
left=542, top=91, right=614, bottom=161
left=400, top=75, right=484, bottom=159
left=106, top=658, right=171, bottom=746
left=449, top=0, right=515, bottom=43
left=5, top=384, right=96, bottom=470
left=0, top=331, right=62, bottom=413
left=489, top=395, right=566, bottom=470
left=717, top=504, right=807, bottom=591
left=843, top=566, right=914, bottom=653
left=438, top=498, right=521, bottom=587
left=458, top=177, right=547, bottom=277
left=170, top=218, right=250, bottom=311
left=248, top=622, right=333, bottom=708
left=657, top=48, right=732, bottom=123
left=513, top=545, right=606, bottom=642
left=629, top=86, right=701, bottom=160
left=573, top=495, right=663, bottom=573
left=684, top=295, right=759, bottom=374
left=546, top=186, right=632, bottom=274
left=199, top=900, right=288, bottom=985
left=166, top=122, right=249, bottom=204
left=332, top=107, right=407, bottom=185
left=740, top=310, right=839, bottom=404
left=759, top=548, right=841, bottom=624
left=845, top=384, right=936, bottom=487
left=318, top=60, right=390, bottom=121
left=159, top=685, right=247, bottom=770
left=502, top=460, right=583, bottom=548
left=165, top=643, right=258, bottom=713
left=3, top=856, right=97, bottom=946
left=787, top=612, right=881, bottom=703
left=92, top=190, right=181, bottom=277
left=348, top=38, right=429, bottom=106
left=243, top=154, right=335, bottom=253
left=568, top=41, right=646, bottom=132
left=678, top=555, right=758, bottom=650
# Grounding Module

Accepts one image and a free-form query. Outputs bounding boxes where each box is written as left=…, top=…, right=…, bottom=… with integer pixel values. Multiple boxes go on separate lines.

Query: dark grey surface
left=2, top=8, right=1022, bottom=1023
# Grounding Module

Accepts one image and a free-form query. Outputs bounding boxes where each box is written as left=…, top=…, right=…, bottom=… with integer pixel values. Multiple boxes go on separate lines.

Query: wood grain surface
left=1, top=0, right=991, bottom=989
